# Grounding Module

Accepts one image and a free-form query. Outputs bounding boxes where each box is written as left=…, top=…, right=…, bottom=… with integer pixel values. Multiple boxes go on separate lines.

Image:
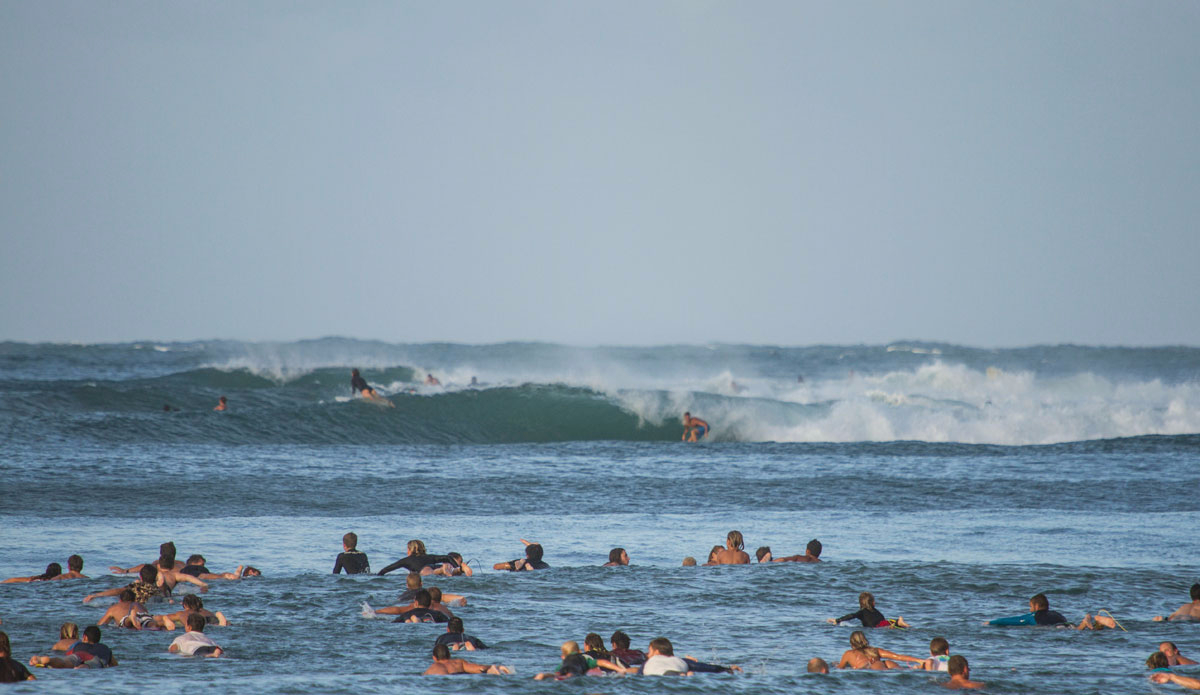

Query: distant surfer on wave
left=681, top=412, right=708, bottom=442
left=351, top=368, right=393, bottom=407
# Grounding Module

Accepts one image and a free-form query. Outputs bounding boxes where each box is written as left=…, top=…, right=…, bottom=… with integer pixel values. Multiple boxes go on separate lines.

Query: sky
left=2, top=1, right=1198, bottom=347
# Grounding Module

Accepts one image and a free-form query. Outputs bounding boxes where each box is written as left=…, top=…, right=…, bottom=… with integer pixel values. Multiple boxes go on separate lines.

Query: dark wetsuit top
left=351, top=374, right=370, bottom=393
left=333, top=550, right=371, bottom=574
left=0, top=657, right=33, bottom=683
left=435, top=632, right=487, bottom=650
left=835, top=607, right=889, bottom=627
left=611, top=648, right=647, bottom=666
left=557, top=653, right=591, bottom=677
left=179, top=564, right=208, bottom=578
left=683, top=658, right=735, bottom=673
left=378, top=554, right=457, bottom=576
left=393, top=608, right=449, bottom=623
left=503, top=558, right=550, bottom=571
left=66, top=641, right=114, bottom=667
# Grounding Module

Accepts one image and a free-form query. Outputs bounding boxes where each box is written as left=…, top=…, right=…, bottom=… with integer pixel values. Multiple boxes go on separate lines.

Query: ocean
left=1, top=339, right=1197, bottom=693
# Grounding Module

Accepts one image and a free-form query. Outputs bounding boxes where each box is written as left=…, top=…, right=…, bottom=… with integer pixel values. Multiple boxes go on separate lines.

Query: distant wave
left=1, top=340, right=1199, bottom=445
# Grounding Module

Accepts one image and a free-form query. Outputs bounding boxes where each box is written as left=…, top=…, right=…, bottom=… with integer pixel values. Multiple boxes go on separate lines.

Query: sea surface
left=1, top=339, right=1197, bottom=693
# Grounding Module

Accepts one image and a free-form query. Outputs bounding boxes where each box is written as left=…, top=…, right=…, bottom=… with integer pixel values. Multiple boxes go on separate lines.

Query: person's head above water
left=948, top=655, right=969, bottom=676
left=525, top=543, right=544, bottom=563
left=807, top=539, right=822, bottom=558
left=407, top=539, right=426, bottom=556
left=930, top=637, right=949, bottom=656
left=38, top=563, right=62, bottom=580
left=1030, top=593, right=1050, bottom=611
left=859, top=592, right=876, bottom=610
left=608, top=547, right=628, bottom=565
left=611, top=631, right=631, bottom=650
left=139, top=564, right=159, bottom=584
left=682, top=556, right=696, bottom=566
left=727, top=530, right=744, bottom=551
left=405, top=573, right=422, bottom=590
left=68, top=555, right=83, bottom=573
left=1191, top=583, right=1200, bottom=601
left=755, top=546, right=771, bottom=562
left=1147, top=651, right=1169, bottom=670
left=414, top=589, right=432, bottom=608
left=807, top=657, right=829, bottom=674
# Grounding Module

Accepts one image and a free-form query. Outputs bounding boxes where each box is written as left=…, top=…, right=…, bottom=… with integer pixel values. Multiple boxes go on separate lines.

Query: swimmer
left=435, top=617, right=487, bottom=651
left=986, top=592, right=1068, bottom=626
left=837, top=630, right=918, bottom=670
left=350, top=368, right=394, bottom=407
left=213, top=395, right=227, bottom=411
left=829, top=592, right=909, bottom=628
left=2, top=562, right=62, bottom=583
left=604, top=548, right=630, bottom=567
left=86, top=564, right=173, bottom=604
left=391, top=590, right=450, bottom=623
left=178, top=555, right=245, bottom=580
left=681, top=411, right=709, bottom=442
left=29, top=625, right=118, bottom=668
left=534, top=641, right=593, bottom=680
left=493, top=539, right=549, bottom=571
left=807, top=657, right=829, bottom=673
left=913, top=637, right=952, bottom=671
left=163, top=594, right=228, bottom=627
left=1161, top=642, right=1199, bottom=667
left=97, top=589, right=176, bottom=631
left=424, top=643, right=509, bottom=675
left=168, top=613, right=223, bottom=657
left=712, top=531, right=750, bottom=565
left=702, top=545, right=723, bottom=566
left=378, top=539, right=462, bottom=575
left=333, top=532, right=371, bottom=574
left=756, top=539, right=822, bottom=563
left=609, top=630, right=646, bottom=667
left=944, top=655, right=985, bottom=689
left=682, top=556, right=697, bottom=566
left=59, top=555, right=88, bottom=579
left=641, top=637, right=691, bottom=675
left=1076, top=612, right=1120, bottom=630
left=51, top=623, right=79, bottom=651
left=0, top=631, right=35, bottom=682
left=425, top=552, right=472, bottom=577
left=1155, top=583, right=1200, bottom=622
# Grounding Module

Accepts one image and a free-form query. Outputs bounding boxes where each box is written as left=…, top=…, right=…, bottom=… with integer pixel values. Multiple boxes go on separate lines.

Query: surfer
left=168, top=613, right=223, bottom=657
left=807, top=657, right=829, bottom=673
left=944, top=655, right=985, bottom=689
left=377, top=539, right=462, bottom=576
left=29, top=626, right=117, bottom=669
left=1154, top=583, right=1200, bottom=622
left=836, top=630, right=917, bottom=669
left=333, top=532, right=371, bottom=575
left=985, top=593, right=1068, bottom=627
left=493, top=539, right=549, bottom=571
left=681, top=412, right=709, bottom=441
left=213, top=396, right=227, bottom=411
left=828, top=592, right=909, bottom=628
left=424, top=643, right=508, bottom=675
left=756, top=539, right=822, bottom=563
left=712, top=531, right=750, bottom=565
left=425, top=373, right=441, bottom=386
left=436, top=617, right=488, bottom=651
left=1161, top=642, right=1199, bottom=667
left=350, top=368, right=393, bottom=407
left=604, top=548, right=629, bottom=566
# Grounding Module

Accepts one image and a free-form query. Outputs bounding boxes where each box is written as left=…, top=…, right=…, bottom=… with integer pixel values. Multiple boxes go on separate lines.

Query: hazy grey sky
left=3, top=1, right=1198, bottom=346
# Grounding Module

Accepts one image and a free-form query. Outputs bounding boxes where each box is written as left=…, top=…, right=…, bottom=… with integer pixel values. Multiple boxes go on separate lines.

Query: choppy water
left=1, top=340, right=1198, bottom=693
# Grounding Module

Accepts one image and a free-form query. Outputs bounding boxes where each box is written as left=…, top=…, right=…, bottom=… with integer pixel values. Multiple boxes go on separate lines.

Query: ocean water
left=1, top=339, right=1198, bottom=693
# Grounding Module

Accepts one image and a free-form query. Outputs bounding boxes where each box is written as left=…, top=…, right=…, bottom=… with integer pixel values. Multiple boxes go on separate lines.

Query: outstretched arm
left=876, top=648, right=922, bottom=664
left=83, top=586, right=126, bottom=602
left=1152, top=672, right=1200, bottom=689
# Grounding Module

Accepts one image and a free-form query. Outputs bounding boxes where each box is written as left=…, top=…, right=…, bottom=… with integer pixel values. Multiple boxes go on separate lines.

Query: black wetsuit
left=393, top=608, right=449, bottom=623
left=683, top=658, right=736, bottom=673
left=377, top=554, right=458, bottom=576
left=834, top=607, right=889, bottom=627
left=333, top=550, right=371, bottom=574
left=0, top=656, right=32, bottom=683
left=179, top=564, right=208, bottom=578
left=351, top=374, right=370, bottom=393
left=557, top=653, right=591, bottom=677
left=435, top=632, right=487, bottom=650
left=503, top=558, right=550, bottom=571
left=1034, top=608, right=1069, bottom=625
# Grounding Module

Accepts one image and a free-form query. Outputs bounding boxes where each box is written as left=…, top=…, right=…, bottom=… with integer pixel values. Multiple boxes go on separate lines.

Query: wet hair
left=611, top=631, right=631, bottom=650
left=561, top=640, right=580, bottom=657
left=584, top=633, right=608, bottom=657
left=406, top=573, right=422, bottom=590
left=807, top=657, right=829, bottom=673
left=948, top=654, right=968, bottom=676
left=182, top=594, right=203, bottom=610
left=186, top=554, right=205, bottom=565
left=427, top=586, right=443, bottom=603
left=139, top=564, right=159, bottom=584
left=159, top=542, right=177, bottom=568
left=60, top=623, right=79, bottom=640
left=682, top=557, right=697, bottom=566
left=68, top=555, right=84, bottom=573
left=1030, top=593, right=1049, bottom=611
left=727, top=530, right=744, bottom=551
left=1191, top=583, right=1200, bottom=601
left=119, top=589, right=136, bottom=602
left=707, top=545, right=723, bottom=563
left=342, top=532, right=358, bottom=549
left=447, top=552, right=463, bottom=564
left=755, top=546, right=771, bottom=562
left=649, top=637, right=674, bottom=656
left=432, top=643, right=450, bottom=660
left=414, top=589, right=432, bottom=608
left=37, top=563, right=63, bottom=581
left=525, top=543, right=544, bottom=563
left=186, top=613, right=207, bottom=632
left=447, top=617, right=464, bottom=632
left=407, top=539, right=426, bottom=556
left=859, top=592, right=875, bottom=610
left=807, top=539, right=822, bottom=557
left=241, top=566, right=261, bottom=577
left=83, top=626, right=101, bottom=643
left=930, top=637, right=949, bottom=656
left=1147, top=651, right=1169, bottom=669
left=608, top=548, right=626, bottom=564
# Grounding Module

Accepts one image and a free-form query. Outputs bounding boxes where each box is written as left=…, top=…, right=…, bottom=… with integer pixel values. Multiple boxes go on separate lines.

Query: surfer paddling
left=681, top=412, right=708, bottom=441
left=350, top=369, right=393, bottom=407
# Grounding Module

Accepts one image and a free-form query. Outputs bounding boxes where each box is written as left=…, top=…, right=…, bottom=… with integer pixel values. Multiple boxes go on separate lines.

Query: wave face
left=1, top=339, right=1198, bottom=445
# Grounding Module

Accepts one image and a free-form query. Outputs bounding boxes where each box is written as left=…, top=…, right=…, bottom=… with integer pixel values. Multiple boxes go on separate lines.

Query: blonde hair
left=405, top=573, right=422, bottom=590
left=727, top=530, right=744, bottom=551
left=858, top=592, right=875, bottom=610
left=407, top=539, right=426, bottom=555
left=850, top=630, right=879, bottom=659
left=60, top=622, right=79, bottom=640
left=561, top=640, right=580, bottom=657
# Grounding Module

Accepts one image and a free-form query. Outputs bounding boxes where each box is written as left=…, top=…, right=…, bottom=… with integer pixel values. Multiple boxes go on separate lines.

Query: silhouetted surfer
left=350, top=369, right=393, bottom=407
left=682, top=412, right=708, bottom=442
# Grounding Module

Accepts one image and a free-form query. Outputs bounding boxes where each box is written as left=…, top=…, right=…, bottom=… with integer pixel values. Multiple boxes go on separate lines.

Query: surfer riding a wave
left=682, top=412, right=708, bottom=442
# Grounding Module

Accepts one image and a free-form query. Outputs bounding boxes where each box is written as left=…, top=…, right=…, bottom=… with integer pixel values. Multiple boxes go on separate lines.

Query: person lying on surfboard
left=350, top=368, right=393, bottom=407
left=681, top=412, right=708, bottom=441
